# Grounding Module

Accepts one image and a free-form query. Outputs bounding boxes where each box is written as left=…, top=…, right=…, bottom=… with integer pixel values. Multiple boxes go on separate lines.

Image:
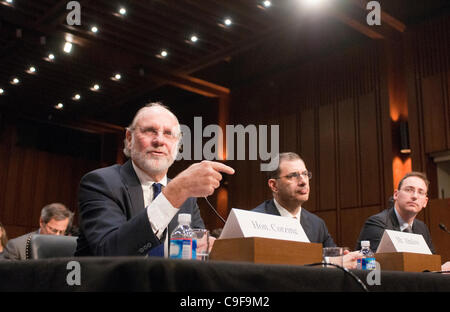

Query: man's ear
left=393, top=189, right=399, bottom=201
left=268, top=179, right=277, bottom=193
left=125, top=129, right=132, bottom=147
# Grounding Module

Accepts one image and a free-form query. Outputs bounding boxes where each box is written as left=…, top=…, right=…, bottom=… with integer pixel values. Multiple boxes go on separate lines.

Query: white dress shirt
left=273, top=198, right=301, bottom=221
left=394, top=207, right=413, bottom=232
left=131, top=161, right=178, bottom=239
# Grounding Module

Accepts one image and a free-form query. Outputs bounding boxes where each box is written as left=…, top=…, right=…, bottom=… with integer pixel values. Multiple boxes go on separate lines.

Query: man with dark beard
left=252, top=152, right=361, bottom=269
left=75, top=102, right=234, bottom=256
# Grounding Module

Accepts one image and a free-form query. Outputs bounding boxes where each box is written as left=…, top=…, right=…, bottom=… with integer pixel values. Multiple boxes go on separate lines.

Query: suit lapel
left=388, top=207, right=402, bottom=231
left=299, top=210, right=313, bottom=242
left=120, top=160, right=145, bottom=216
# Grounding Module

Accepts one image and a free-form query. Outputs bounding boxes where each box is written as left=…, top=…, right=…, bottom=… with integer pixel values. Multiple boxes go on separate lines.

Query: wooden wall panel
left=358, top=93, right=381, bottom=207
left=299, top=107, right=317, bottom=212
left=0, top=142, right=102, bottom=238
left=337, top=98, right=359, bottom=209
left=318, top=103, right=337, bottom=211
left=421, top=74, right=448, bottom=153
left=428, top=199, right=450, bottom=262
left=228, top=41, right=391, bottom=247
left=340, top=206, right=381, bottom=249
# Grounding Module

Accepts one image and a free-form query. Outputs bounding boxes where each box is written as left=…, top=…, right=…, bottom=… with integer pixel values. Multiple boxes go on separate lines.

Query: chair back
left=26, top=234, right=77, bottom=259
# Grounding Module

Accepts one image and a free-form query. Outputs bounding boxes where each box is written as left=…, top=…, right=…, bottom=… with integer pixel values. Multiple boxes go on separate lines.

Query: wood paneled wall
left=226, top=41, right=393, bottom=248
left=405, top=15, right=450, bottom=259
left=0, top=122, right=104, bottom=239
left=407, top=15, right=450, bottom=181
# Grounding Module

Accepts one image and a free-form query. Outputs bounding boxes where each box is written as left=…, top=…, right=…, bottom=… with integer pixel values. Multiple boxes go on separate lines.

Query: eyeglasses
left=275, top=170, right=312, bottom=181
left=400, top=186, right=427, bottom=197
left=44, top=223, right=66, bottom=235
left=133, top=126, right=180, bottom=141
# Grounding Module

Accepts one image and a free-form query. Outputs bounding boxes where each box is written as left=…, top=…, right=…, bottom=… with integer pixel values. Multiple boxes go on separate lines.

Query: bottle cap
left=178, top=213, right=191, bottom=225
left=361, top=240, right=370, bottom=247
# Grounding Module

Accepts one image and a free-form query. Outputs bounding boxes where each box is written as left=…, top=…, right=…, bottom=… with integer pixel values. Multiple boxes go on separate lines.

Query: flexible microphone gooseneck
left=203, top=196, right=226, bottom=224
left=439, top=223, right=450, bottom=235
left=306, top=262, right=369, bottom=292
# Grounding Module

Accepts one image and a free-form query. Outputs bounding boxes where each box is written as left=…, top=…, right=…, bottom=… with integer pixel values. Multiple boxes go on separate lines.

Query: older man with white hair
left=76, top=102, right=234, bottom=256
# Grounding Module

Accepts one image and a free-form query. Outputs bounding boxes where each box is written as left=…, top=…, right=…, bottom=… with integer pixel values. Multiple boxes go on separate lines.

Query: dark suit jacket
left=252, top=200, right=336, bottom=247
left=356, top=207, right=435, bottom=253
left=75, top=160, right=204, bottom=256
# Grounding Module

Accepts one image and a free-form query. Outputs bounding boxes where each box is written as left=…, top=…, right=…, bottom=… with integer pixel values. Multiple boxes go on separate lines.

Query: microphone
left=439, top=223, right=450, bottom=235
left=203, top=196, right=226, bottom=224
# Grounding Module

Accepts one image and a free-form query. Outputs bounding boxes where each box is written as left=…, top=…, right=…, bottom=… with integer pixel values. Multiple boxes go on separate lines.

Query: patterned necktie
left=152, top=183, right=162, bottom=200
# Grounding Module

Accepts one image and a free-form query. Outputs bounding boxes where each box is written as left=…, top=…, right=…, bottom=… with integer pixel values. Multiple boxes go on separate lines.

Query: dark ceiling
left=0, top=0, right=449, bottom=130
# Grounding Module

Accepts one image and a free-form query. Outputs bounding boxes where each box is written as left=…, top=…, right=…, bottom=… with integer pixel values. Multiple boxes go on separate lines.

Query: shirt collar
left=394, top=206, right=412, bottom=231
left=273, top=198, right=301, bottom=220
left=131, top=160, right=167, bottom=187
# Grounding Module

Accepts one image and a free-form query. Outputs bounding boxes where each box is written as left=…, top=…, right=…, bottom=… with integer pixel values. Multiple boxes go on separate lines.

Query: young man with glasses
left=1, top=203, right=73, bottom=260
left=356, top=172, right=435, bottom=252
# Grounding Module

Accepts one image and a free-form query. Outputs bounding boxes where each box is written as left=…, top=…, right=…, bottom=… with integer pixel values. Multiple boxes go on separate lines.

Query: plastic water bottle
left=169, top=214, right=197, bottom=260
left=357, top=240, right=376, bottom=270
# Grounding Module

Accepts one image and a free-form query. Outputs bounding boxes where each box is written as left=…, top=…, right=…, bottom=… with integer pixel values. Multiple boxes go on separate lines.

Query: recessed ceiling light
left=10, top=77, right=19, bottom=85
left=258, top=0, right=271, bottom=9
left=111, top=73, right=122, bottom=81
left=90, top=84, right=100, bottom=91
left=26, top=66, right=36, bottom=74
left=73, top=94, right=81, bottom=100
left=156, top=50, right=168, bottom=59
left=224, top=18, right=232, bottom=26
left=301, top=0, right=327, bottom=9
left=0, top=88, right=4, bottom=95
left=190, top=35, right=198, bottom=43
left=63, top=41, right=72, bottom=53
left=55, top=103, right=64, bottom=110
left=119, top=7, right=126, bottom=15
left=91, top=26, right=98, bottom=33
left=44, top=53, right=55, bottom=62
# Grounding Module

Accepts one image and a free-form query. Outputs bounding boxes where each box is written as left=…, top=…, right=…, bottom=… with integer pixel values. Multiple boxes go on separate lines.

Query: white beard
left=130, top=142, right=179, bottom=176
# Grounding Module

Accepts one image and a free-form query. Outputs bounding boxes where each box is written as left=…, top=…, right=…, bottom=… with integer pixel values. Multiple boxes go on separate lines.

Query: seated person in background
left=76, top=102, right=234, bottom=257
left=356, top=172, right=434, bottom=252
left=252, top=152, right=360, bottom=269
left=1, top=203, right=73, bottom=260
left=0, top=222, right=9, bottom=258
left=356, top=171, right=450, bottom=271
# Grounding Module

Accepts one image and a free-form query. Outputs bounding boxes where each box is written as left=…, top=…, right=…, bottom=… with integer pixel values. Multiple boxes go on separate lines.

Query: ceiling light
left=259, top=0, right=271, bottom=8
left=119, top=7, right=126, bottom=15
left=156, top=50, right=168, bottom=59
left=111, top=73, right=122, bottom=81
left=44, top=53, right=55, bottom=62
left=90, top=84, right=100, bottom=91
left=301, top=0, right=327, bottom=9
left=0, top=88, right=4, bottom=95
left=11, top=77, right=19, bottom=85
left=91, top=26, right=98, bottom=33
left=26, top=66, right=36, bottom=74
left=224, top=18, right=232, bottom=26
left=55, top=103, right=64, bottom=110
left=190, top=35, right=198, bottom=43
left=73, top=94, right=81, bottom=100
left=63, top=41, right=72, bottom=53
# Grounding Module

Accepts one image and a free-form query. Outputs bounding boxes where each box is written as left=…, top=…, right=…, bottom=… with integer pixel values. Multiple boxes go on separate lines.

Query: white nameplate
left=219, top=208, right=310, bottom=242
left=376, top=229, right=432, bottom=254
